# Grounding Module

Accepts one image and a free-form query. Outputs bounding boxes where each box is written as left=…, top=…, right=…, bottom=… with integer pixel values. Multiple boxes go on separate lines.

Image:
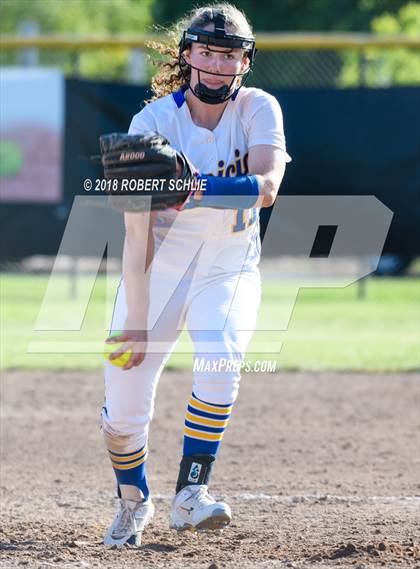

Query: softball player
left=102, top=3, right=291, bottom=546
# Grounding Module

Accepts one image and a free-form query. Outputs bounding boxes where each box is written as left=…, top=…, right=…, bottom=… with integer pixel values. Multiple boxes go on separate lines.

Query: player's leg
left=170, top=270, right=261, bottom=531
left=102, top=274, right=191, bottom=545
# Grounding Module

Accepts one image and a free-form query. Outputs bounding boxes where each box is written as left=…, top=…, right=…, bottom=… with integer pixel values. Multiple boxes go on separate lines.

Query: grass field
left=1, top=272, right=418, bottom=372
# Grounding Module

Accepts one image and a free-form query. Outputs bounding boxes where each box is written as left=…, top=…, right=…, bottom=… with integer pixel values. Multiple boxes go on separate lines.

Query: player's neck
left=185, top=91, right=229, bottom=131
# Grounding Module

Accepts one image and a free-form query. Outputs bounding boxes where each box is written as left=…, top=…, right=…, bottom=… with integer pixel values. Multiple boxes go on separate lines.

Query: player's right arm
left=123, top=210, right=156, bottom=330
left=106, top=210, right=157, bottom=370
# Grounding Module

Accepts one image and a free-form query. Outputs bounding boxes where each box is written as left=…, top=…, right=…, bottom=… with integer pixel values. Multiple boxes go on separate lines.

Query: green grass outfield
left=1, top=273, right=418, bottom=372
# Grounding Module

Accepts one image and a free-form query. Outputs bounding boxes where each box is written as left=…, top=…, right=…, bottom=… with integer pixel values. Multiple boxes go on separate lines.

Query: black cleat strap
left=176, top=454, right=216, bottom=494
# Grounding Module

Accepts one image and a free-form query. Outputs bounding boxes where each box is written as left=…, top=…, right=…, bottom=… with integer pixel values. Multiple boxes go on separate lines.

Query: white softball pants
left=102, top=259, right=261, bottom=454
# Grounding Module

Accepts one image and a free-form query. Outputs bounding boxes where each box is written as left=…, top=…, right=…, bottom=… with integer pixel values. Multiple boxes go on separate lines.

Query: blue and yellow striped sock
left=183, top=392, right=233, bottom=456
left=108, top=444, right=150, bottom=500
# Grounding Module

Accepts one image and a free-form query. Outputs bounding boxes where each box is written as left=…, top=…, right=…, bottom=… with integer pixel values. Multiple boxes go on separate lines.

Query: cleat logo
left=188, top=462, right=202, bottom=483
left=180, top=506, right=194, bottom=514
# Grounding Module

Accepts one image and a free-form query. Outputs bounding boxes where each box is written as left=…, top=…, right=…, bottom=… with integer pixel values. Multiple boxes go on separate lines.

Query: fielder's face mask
left=179, top=11, right=256, bottom=105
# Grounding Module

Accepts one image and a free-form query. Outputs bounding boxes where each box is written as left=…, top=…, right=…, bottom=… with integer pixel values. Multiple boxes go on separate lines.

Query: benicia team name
left=116, top=178, right=207, bottom=192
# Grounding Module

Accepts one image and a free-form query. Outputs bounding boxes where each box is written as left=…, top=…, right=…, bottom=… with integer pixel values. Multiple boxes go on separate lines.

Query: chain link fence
left=1, top=34, right=419, bottom=88
left=249, top=47, right=419, bottom=89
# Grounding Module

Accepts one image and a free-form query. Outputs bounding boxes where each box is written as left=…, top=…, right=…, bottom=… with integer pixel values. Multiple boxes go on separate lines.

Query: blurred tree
left=339, top=2, right=420, bottom=86
left=0, top=0, right=155, bottom=80
left=151, top=0, right=409, bottom=32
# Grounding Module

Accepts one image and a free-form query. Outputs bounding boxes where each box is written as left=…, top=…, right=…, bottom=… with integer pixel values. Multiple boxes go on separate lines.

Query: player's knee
left=101, top=407, right=148, bottom=454
left=192, top=355, right=243, bottom=404
left=193, top=376, right=241, bottom=405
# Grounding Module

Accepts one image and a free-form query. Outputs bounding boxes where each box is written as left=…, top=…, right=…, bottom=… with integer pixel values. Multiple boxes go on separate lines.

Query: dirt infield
left=1, top=370, right=419, bottom=568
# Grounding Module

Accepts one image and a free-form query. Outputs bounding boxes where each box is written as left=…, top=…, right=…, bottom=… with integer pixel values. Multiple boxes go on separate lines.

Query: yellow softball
left=104, top=333, right=132, bottom=367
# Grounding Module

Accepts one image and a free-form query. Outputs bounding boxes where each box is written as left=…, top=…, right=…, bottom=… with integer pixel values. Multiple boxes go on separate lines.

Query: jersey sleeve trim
left=172, top=86, right=188, bottom=108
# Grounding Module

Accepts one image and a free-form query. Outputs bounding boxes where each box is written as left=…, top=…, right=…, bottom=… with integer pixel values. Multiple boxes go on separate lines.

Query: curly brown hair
left=147, top=3, right=253, bottom=102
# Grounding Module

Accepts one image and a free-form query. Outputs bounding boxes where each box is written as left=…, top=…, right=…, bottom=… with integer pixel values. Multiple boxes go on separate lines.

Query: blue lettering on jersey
left=232, top=207, right=258, bottom=233
left=216, top=149, right=248, bottom=178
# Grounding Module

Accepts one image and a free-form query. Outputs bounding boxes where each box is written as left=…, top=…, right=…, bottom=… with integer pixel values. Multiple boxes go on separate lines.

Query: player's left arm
left=190, top=146, right=287, bottom=210
left=247, top=144, right=287, bottom=208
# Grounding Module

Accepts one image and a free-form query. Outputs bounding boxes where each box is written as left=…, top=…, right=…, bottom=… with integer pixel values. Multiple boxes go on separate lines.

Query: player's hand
left=105, top=329, right=147, bottom=370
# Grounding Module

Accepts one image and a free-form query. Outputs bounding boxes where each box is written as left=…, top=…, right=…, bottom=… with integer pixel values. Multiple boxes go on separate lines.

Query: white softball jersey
left=128, top=86, right=291, bottom=274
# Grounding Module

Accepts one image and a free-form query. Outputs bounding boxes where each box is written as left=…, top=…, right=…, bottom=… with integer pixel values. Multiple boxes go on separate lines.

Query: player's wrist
left=124, top=315, right=148, bottom=332
left=195, top=174, right=260, bottom=209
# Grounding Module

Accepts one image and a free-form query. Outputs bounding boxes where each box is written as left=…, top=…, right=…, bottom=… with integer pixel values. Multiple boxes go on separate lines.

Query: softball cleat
left=170, top=484, right=231, bottom=532
left=104, top=492, right=154, bottom=547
